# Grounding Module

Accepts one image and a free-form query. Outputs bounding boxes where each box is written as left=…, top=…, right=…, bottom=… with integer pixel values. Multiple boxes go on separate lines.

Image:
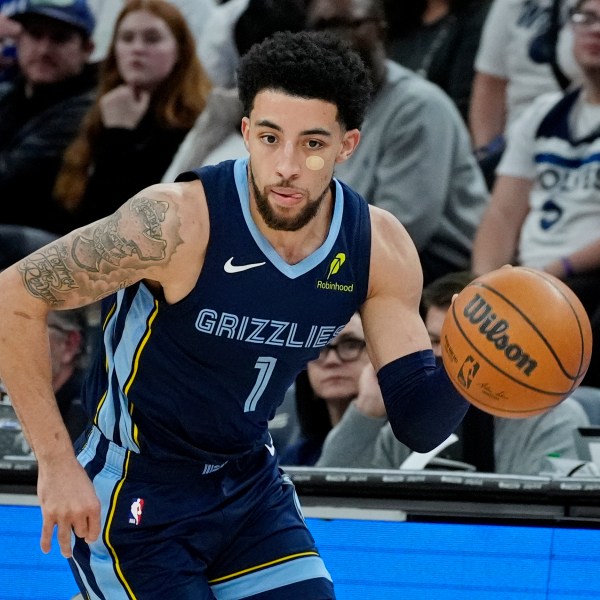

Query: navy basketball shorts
left=69, top=426, right=334, bottom=599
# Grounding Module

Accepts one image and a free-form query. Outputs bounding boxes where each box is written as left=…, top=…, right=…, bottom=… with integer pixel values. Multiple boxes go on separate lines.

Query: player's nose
left=275, top=141, right=301, bottom=179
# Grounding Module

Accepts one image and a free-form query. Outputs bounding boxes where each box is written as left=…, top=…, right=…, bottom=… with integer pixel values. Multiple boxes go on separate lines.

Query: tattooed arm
left=0, top=181, right=207, bottom=557
left=17, top=184, right=206, bottom=308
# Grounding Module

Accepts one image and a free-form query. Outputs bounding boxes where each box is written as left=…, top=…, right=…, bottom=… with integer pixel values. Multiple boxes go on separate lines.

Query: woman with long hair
left=54, top=0, right=211, bottom=229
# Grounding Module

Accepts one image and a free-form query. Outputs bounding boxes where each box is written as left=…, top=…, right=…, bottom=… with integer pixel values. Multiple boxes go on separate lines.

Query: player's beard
left=249, top=163, right=331, bottom=232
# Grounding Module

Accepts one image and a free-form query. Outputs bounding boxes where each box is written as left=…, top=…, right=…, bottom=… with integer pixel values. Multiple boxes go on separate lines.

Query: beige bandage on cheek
left=306, top=156, right=325, bottom=171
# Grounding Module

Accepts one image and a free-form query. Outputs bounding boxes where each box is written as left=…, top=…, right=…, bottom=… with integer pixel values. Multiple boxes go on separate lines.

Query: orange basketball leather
left=441, top=267, right=593, bottom=418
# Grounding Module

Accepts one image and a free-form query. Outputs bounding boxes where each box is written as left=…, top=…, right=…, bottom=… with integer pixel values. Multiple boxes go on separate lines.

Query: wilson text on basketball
left=463, top=293, right=538, bottom=376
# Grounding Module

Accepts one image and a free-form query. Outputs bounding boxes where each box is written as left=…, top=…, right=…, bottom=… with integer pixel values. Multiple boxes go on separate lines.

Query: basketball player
left=0, top=31, right=470, bottom=599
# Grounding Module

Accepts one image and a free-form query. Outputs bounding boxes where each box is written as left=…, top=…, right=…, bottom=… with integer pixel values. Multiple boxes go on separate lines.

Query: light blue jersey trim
left=74, top=428, right=132, bottom=600
left=233, top=158, right=344, bottom=279
left=210, top=555, right=332, bottom=600
left=96, top=291, right=124, bottom=440
left=99, top=285, right=156, bottom=451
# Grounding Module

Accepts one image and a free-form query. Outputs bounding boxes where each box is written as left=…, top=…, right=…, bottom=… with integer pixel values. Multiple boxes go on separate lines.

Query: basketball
left=441, top=266, right=593, bottom=418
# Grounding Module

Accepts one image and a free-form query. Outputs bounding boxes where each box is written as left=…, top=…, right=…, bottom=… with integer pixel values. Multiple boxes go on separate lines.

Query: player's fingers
left=40, top=518, right=55, bottom=554
left=85, top=506, right=102, bottom=544
left=72, top=513, right=89, bottom=541
left=57, top=520, right=74, bottom=558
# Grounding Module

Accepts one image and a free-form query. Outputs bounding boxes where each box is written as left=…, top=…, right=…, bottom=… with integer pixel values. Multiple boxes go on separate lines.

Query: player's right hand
left=37, top=457, right=101, bottom=558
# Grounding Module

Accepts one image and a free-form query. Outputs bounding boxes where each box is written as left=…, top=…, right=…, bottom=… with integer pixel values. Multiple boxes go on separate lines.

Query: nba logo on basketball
left=129, top=498, right=144, bottom=525
left=458, top=356, right=479, bottom=389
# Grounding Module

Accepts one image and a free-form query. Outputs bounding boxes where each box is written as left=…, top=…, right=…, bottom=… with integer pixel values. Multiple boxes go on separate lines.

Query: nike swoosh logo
left=224, top=257, right=266, bottom=273
left=265, top=442, right=276, bottom=456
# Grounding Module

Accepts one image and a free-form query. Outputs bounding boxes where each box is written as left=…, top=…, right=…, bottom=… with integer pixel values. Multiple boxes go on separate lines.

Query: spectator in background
left=0, top=0, right=97, bottom=234
left=307, top=0, right=489, bottom=285
left=383, top=0, right=492, bottom=122
left=195, top=0, right=251, bottom=89
left=279, top=313, right=370, bottom=466
left=163, top=0, right=307, bottom=180
left=88, top=0, right=217, bottom=64
left=1, top=308, right=91, bottom=454
left=317, top=271, right=590, bottom=475
left=41, top=306, right=91, bottom=443
left=53, top=0, right=211, bottom=229
left=469, top=0, right=581, bottom=188
left=195, top=0, right=308, bottom=89
left=0, top=224, right=90, bottom=444
left=471, top=0, right=600, bottom=388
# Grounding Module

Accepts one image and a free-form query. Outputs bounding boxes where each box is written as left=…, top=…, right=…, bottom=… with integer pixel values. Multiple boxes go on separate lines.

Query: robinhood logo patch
left=316, top=253, right=354, bottom=293
left=327, top=253, right=346, bottom=279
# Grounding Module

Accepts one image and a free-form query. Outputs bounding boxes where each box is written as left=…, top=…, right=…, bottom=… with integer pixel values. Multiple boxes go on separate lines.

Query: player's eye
left=261, top=134, right=278, bottom=145
left=307, top=139, right=324, bottom=150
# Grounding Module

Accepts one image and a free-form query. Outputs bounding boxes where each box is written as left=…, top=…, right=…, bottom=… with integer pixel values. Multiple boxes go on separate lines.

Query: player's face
left=242, top=90, right=359, bottom=232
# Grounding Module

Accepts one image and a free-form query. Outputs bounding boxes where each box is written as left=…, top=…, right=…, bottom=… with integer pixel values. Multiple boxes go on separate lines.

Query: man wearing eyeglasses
left=472, top=0, right=600, bottom=389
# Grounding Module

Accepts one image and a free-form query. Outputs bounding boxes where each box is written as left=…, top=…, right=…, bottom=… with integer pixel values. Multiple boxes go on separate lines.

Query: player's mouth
left=269, top=187, right=304, bottom=207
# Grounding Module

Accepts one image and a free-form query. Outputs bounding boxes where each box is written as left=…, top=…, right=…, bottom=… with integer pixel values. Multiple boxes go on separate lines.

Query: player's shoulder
left=123, top=180, right=208, bottom=247
left=132, top=179, right=207, bottom=218
left=368, top=205, right=409, bottom=242
left=125, top=181, right=208, bottom=302
left=141, top=179, right=204, bottom=202
left=368, top=205, right=421, bottom=275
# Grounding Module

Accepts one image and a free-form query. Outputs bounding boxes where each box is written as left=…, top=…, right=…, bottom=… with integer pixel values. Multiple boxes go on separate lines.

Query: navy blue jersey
left=82, top=159, right=371, bottom=462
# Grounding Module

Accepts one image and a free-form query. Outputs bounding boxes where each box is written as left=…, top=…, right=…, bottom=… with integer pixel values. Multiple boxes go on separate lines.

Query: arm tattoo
left=17, top=245, right=79, bottom=306
left=72, top=197, right=169, bottom=273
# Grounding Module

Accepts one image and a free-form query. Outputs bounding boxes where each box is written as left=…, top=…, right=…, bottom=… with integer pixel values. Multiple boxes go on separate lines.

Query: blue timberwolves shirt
left=83, top=159, right=371, bottom=462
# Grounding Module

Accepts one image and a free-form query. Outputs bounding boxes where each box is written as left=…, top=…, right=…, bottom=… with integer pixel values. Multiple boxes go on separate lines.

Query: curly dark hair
left=237, top=30, right=373, bottom=131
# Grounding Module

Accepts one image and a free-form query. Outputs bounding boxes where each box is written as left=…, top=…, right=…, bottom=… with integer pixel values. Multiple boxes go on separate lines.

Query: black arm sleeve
left=377, top=350, right=470, bottom=453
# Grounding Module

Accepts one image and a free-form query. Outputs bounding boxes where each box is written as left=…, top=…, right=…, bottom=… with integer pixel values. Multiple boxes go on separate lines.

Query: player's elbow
left=388, top=419, right=451, bottom=454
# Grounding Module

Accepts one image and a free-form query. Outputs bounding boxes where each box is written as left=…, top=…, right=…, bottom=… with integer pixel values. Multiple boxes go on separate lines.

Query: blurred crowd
left=1, top=0, right=599, bottom=476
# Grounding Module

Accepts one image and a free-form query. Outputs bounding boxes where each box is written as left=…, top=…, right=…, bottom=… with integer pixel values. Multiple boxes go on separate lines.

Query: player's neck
left=255, top=196, right=334, bottom=266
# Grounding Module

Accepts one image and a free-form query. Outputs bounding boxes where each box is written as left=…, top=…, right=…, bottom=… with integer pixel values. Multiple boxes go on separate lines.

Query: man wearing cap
left=0, top=0, right=97, bottom=235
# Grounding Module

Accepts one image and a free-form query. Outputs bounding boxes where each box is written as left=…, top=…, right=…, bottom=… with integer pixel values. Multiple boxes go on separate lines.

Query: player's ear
left=336, top=129, right=360, bottom=164
left=241, top=117, right=250, bottom=150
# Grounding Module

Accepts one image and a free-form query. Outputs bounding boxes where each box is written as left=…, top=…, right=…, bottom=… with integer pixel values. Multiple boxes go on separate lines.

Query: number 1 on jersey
left=244, top=356, right=277, bottom=412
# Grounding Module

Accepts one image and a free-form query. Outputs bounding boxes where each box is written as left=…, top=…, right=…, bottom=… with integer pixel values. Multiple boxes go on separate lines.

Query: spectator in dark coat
left=0, top=0, right=97, bottom=234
